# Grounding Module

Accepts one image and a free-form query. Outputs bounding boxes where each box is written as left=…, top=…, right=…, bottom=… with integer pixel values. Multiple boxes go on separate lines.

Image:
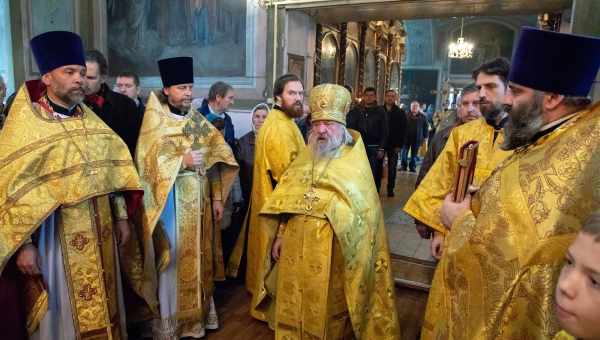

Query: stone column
left=313, top=23, right=322, bottom=86
left=357, top=22, right=367, bottom=95
left=338, top=23, right=347, bottom=86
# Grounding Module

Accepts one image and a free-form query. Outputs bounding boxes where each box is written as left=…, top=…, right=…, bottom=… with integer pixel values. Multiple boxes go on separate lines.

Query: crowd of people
left=1, top=26, right=600, bottom=340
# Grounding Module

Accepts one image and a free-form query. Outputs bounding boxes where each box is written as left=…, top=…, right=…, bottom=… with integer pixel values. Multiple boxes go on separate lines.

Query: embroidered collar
left=39, top=95, right=83, bottom=118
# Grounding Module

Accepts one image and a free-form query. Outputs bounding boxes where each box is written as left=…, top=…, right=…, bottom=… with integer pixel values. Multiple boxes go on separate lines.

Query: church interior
left=1, top=1, right=599, bottom=340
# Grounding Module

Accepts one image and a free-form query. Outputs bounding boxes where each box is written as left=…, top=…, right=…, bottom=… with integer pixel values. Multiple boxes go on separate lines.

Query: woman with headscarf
left=237, top=103, right=269, bottom=202
left=219, top=103, right=269, bottom=277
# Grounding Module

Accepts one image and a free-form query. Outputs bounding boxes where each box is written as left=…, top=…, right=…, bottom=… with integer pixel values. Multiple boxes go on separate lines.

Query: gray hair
left=308, top=122, right=354, bottom=159
left=341, top=125, right=354, bottom=145
left=457, top=83, right=479, bottom=105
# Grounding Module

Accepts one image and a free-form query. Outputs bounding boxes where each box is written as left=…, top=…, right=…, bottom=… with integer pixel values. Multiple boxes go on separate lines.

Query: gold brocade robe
left=129, top=92, right=238, bottom=328
left=403, top=117, right=511, bottom=234
left=0, top=86, right=142, bottom=338
left=227, top=108, right=305, bottom=320
left=260, top=131, right=400, bottom=339
left=422, top=102, right=600, bottom=339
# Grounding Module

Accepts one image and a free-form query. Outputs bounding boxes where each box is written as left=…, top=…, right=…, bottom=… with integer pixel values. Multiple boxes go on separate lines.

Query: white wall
left=285, top=10, right=316, bottom=90
left=230, top=109, right=253, bottom=137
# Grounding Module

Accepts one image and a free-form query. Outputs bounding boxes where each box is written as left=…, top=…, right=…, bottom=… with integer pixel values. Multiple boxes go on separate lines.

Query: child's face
left=555, top=232, right=600, bottom=339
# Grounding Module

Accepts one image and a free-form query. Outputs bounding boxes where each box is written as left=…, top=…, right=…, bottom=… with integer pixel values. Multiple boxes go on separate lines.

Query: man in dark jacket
left=347, top=86, right=388, bottom=192
left=198, top=81, right=236, bottom=146
left=383, top=89, right=406, bottom=197
left=115, top=71, right=146, bottom=120
left=401, top=100, right=429, bottom=172
left=83, top=50, right=141, bottom=157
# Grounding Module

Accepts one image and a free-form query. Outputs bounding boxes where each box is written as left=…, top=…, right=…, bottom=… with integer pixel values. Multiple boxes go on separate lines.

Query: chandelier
left=448, top=18, right=473, bottom=59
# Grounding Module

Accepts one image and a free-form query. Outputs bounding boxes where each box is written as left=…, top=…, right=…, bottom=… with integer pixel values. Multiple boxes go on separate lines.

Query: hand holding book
left=452, top=141, right=479, bottom=202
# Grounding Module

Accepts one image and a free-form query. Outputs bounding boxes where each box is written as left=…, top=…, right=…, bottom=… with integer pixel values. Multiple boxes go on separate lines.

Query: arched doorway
left=364, top=49, right=376, bottom=89
left=344, top=43, right=358, bottom=93
left=320, top=33, right=339, bottom=84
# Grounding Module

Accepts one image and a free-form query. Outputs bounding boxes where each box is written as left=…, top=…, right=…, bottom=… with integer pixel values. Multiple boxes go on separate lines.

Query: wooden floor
left=205, top=279, right=428, bottom=340
left=205, top=280, right=272, bottom=340
left=204, top=168, right=432, bottom=339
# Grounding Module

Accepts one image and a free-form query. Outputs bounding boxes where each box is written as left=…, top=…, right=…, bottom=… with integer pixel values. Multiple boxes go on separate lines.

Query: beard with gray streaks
left=501, top=92, right=545, bottom=150
left=308, top=124, right=345, bottom=160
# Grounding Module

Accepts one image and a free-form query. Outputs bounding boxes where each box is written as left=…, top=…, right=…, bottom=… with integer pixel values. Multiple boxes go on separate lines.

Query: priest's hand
left=16, top=243, right=41, bottom=275
left=271, top=237, right=283, bottom=261
left=430, top=232, right=445, bottom=260
left=213, top=200, right=224, bottom=222
left=440, top=192, right=471, bottom=230
left=183, top=150, right=205, bottom=170
left=115, top=219, right=130, bottom=246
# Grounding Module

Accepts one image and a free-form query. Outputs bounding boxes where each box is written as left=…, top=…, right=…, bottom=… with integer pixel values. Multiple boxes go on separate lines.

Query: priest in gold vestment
left=404, top=58, right=512, bottom=258
left=258, top=84, right=400, bottom=339
left=0, top=31, right=142, bottom=339
left=422, top=28, right=600, bottom=339
left=227, top=74, right=306, bottom=321
left=132, top=57, right=238, bottom=339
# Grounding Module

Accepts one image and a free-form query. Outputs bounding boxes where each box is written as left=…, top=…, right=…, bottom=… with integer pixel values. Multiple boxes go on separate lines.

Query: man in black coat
left=383, top=89, right=406, bottom=197
left=115, top=71, right=146, bottom=124
left=347, top=86, right=388, bottom=192
left=83, top=50, right=141, bottom=157
left=401, top=100, right=429, bottom=172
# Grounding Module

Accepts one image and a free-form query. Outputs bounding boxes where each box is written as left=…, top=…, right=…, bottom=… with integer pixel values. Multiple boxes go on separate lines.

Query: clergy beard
left=480, top=99, right=504, bottom=124
left=49, top=83, right=84, bottom=107
left=308, top=125, right=351, bottom=160
left=177, top=103, right=191, bottom=112
left=502, top=93, right=544, bottom=150
left=280, top=100, right=304, bottom=118
left=169, top=100, right=191, bottom=113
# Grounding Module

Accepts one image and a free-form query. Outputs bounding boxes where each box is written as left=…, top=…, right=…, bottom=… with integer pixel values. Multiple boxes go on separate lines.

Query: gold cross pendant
left=303, top=187, right=319, bottom=212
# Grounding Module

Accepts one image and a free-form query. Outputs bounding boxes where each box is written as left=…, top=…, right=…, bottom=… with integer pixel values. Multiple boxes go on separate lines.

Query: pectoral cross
left=303, top=186, right=319, bottom=212
left=183, top=113, right=212, bottom=150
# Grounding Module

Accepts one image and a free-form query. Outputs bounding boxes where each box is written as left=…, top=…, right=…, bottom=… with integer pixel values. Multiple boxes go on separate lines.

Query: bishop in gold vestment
left=132, top=57, right=238, bottom=339
left=423, top=28, right=600, bottom=339
left=228, top=75, right=305, bottom=321
left=0, top=31, right=142, bottom=340
left=259, top=84, right=400, bottom=339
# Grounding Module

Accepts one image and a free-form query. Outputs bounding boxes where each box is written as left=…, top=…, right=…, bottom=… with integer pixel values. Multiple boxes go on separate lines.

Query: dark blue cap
left=158, top=57, right=194, bottom=87
left=30, top=31, right=85, bottom=75
left=509, top=27, right=600, bottom=96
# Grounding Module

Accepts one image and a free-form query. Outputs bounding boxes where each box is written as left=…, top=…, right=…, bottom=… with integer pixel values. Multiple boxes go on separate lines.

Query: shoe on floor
left=409, top=168, right=416, bottom=173
left=387, top=191, right=395, bottom=197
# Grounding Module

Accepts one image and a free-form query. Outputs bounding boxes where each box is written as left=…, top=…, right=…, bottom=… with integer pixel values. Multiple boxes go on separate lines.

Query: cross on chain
left=303, top=186, right=319, bottom=212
